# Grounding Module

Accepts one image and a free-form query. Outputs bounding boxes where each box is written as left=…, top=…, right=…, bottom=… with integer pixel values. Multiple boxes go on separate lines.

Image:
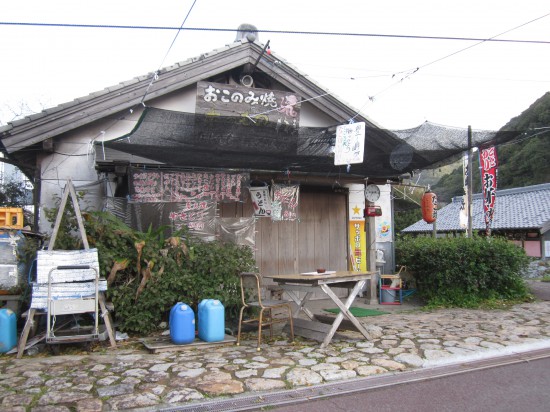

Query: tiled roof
left=0, top=38, right=374, bottom=155
left=402, top=183, right=550, bottom=233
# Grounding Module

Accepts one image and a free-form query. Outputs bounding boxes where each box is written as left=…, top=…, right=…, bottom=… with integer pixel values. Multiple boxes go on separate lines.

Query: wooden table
left=264, top=270, right=375, bottom=348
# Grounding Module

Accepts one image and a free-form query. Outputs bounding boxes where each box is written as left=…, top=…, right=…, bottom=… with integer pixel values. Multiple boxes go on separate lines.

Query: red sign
left=480, top=146, right=498, bottom=235
left=365, top=206, right=382, bottom=217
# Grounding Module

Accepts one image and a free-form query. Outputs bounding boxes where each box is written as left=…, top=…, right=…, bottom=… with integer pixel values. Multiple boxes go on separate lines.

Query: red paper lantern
left=421, top=191, right=438, bottom=223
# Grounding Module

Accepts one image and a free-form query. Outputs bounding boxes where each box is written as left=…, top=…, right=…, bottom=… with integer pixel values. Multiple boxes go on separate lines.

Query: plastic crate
left=0, top=208, right=24, bottom=229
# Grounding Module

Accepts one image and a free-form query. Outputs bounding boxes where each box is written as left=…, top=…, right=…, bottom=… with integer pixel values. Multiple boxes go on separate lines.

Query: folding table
left=264, top=270, right=375, bottom=348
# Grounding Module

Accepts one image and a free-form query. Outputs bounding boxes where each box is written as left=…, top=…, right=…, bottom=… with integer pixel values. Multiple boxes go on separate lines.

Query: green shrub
left=396, top=236, right=530, bottom=307
left=44, top=206, right=256, bottom=335
left=105, top=236, right=256, bottom=334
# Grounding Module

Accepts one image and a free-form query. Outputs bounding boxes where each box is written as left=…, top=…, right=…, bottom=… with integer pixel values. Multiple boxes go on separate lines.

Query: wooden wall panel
left=277, top=221, right=298, bottom=275
left=313, top=193, right=331, bottom=269
left=218, top=190, right=348, bottom=296
left=219, top=202, right=237, bottom=217
left=297, top=193, right=316, bottom=273
left=259, top=218, right=279, bottom=277
left=329, top=192, right=349, bottom=271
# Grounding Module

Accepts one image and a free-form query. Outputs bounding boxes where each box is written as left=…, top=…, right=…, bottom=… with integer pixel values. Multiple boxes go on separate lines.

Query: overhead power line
left=140, top=0, right=198, bottom=105
left=1, top=21, right=549, bottom=45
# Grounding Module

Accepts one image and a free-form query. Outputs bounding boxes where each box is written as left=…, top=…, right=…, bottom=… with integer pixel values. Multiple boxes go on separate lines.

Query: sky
left=1, top=0, right=549, bottom=131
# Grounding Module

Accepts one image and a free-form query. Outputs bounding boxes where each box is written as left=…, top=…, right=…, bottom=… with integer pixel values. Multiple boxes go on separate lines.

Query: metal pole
left=467, top=125, right=473, bottom=238
left=367, top=212, right=378, bottom=304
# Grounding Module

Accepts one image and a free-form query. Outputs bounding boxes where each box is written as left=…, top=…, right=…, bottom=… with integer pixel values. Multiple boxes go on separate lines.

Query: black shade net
left=100, top=107, right=521, bottom=179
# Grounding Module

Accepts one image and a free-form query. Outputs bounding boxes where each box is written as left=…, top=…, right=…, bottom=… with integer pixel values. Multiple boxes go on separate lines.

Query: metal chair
left=237, top=272, right=294, bottom=351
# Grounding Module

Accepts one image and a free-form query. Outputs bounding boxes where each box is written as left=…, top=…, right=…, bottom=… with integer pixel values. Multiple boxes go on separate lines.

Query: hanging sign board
left=271, top=184, right=300, bottom=221
left=334, top=122, right=365, bottom=166
left=249, top=186, right=273, bottom=217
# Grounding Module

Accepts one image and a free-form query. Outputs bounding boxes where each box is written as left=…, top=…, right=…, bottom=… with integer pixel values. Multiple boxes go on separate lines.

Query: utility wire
left=415, top=11, right=550, bottom=72
left=1, top=21, right=549, bottom=45
left=140, top=0, right=198, bottom=104
left=348, top=11, right=550, bottom=121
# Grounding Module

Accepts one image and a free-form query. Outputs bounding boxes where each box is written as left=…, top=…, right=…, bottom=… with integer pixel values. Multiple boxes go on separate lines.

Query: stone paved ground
left=1, top=298, right=550, bottom=411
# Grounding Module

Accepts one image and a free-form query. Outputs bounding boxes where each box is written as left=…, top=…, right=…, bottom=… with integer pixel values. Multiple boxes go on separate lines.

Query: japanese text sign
left=480, top=146, right=498, bottom=234
left=271, top=183, right=300, bottom=221
left=248, top=186, right=273, bottom=217
left=129, top=169, right=249, bottom=203
left=196, top=81, right=301, bottom=131
left=334, top=122, right=365, bottom=165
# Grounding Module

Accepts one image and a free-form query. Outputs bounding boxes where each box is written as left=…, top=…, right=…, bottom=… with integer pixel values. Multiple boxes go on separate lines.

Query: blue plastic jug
left=198, top=299, right=225, bottom=342
left=169, top=303, right=195, bottom=344
left=0, top=308, right=17, bottom=353
left=169, top=302, right=183, bottom=328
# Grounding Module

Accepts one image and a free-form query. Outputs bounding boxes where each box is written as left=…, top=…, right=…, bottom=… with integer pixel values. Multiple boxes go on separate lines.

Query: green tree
left=0, top=176, right=30, bottom=207
left=394, top=209, right=422, bottom=233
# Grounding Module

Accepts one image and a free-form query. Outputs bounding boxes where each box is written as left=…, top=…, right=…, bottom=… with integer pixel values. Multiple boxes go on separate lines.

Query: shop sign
left=196, top=81, right=301, bottom=131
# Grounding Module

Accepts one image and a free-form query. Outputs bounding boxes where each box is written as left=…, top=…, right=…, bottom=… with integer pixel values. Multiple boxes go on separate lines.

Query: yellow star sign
left=352, top=205, right=361, bottom=215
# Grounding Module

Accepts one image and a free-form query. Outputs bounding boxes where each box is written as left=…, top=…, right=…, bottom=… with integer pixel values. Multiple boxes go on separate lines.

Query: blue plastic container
left=198, top=299, right=225, bottom=342
left=169, top=303, right=195, bottom=345
left=0, top=308, right=17, bottom=353
left=169, top=302, right=183, bottom=328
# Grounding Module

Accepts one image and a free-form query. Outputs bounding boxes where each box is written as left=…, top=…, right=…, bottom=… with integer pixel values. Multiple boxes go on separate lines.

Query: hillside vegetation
left=432, top=92, right=550, bottom=203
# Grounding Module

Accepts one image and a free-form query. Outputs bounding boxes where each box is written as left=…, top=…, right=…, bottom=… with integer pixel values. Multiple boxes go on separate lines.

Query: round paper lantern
left=421, top=191, right=438, bottom=223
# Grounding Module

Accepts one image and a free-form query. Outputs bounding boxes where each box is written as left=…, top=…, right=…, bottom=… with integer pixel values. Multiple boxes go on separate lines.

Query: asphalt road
left=528, top=279, right=550, bottom=301
left=267, top=354, right=550, bottom=412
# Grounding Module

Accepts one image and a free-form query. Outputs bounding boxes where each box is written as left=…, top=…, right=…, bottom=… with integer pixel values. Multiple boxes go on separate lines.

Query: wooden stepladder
left=17, top=179, right=116, bottom=358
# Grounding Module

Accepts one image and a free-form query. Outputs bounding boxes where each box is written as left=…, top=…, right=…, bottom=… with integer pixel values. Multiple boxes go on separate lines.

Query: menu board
left=129, top=169, right=249, bottom=203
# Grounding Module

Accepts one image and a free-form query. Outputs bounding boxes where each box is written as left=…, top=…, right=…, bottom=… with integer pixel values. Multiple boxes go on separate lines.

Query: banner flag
left=459, top=152, right=469, bottom=229
left=480, top=146, right=498, bottom=235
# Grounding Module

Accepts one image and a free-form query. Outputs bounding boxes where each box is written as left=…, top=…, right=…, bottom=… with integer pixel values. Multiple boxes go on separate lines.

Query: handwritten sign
left=105, top=198, right=216, bottom=239
left=167, top=200, right=217, bottom=233
left=271, top=184, right=300, bottom=221
left=334, top=122, right=365, bottom=166
left=129, top=169, right=249, bottom=203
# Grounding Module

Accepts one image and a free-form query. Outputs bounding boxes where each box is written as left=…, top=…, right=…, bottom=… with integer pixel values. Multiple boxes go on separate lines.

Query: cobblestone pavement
left=1, top=299, right=550, bottom=411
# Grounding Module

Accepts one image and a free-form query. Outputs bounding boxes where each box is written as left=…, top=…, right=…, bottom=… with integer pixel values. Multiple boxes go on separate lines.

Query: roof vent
left=240, top=74, right=254, bottom=87
left=235, top=23, right=259, bottom=43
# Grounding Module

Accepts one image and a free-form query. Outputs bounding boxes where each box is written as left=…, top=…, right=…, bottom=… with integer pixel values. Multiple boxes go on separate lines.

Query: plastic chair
left=237, top=272, right=294, bottom=351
